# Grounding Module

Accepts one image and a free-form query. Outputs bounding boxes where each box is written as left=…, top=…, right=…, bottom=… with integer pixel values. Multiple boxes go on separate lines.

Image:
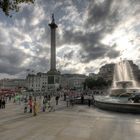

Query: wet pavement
left=0, top=100, right=140, bottom=140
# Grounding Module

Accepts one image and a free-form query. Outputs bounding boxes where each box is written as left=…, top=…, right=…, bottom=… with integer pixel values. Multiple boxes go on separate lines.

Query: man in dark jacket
left=0, top=97, right=2, bottom=109
left=55, top=95, right=59, bottom=105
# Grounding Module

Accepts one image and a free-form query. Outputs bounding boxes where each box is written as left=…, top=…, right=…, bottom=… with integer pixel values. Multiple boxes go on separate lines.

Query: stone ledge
left=94, top=99, right=140, bottom=114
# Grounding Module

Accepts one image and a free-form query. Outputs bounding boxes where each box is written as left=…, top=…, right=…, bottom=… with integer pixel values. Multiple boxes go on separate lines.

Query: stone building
left=25, top=73, right=87, bottom=92
left=26, top=72, right=48, bottom=91
left=61, top=74, right=87, bottom=90
left=89, top=73, right=99, bottom=80
left=128, top=60, right=140, bottom=82
left=0, top=79, right=25, bottom=89
left=98, top=63, right=115, bottom=82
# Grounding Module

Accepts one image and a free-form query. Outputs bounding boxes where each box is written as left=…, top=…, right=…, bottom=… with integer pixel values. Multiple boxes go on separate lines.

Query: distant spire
left=52, top=13, right=55, bottom=23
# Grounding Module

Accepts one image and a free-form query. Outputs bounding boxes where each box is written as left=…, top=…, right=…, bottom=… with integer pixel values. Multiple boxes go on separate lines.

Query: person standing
left=0, top=97, right=2, bottom=109
left=2, top=98, right=6, bottom=109
left=64, top=92, right=66, bottom=101
left=49, top=96, right=56, bottom=112
left=28, top=96, right=32, bottom=113
left=81, top=94, right=84, bottom=104
left=69, top=95, right=74, bottom=107
left=55, top=95, right=59, bottom=105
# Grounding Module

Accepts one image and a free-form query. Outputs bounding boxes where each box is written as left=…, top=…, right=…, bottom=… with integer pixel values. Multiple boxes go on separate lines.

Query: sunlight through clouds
left=0, top=0, right=140, bottom=78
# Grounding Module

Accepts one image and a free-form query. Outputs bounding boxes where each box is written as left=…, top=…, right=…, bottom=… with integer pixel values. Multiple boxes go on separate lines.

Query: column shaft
left=51, top=28, right=56, bottom=70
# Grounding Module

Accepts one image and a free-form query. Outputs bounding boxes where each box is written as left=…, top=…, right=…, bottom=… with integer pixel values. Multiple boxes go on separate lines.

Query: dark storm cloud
left=106, top=48, right=120, bottom=59
left=0, top=45, right=26, bottom=65
left=0, top=44, right=27, bottom=74
left=79, top=43, right=108, bottom=63
left=0, top=41, right=50, bottom=75
left=63, top=30, right=103, bottom=46
left=62, top=29, right=120, bottom=63
left=60, top=0, right=122, bottom=63
left=0, top=62, right=23, bottom=75
left=64, top=50, right=74, bottom=59
left=89, top=0, right=119, bottom=27
left=27, top=56, right=50, bottom=73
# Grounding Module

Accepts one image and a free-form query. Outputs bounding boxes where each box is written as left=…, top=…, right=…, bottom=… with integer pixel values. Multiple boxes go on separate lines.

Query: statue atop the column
left=52, top=13, right=55, bottom=23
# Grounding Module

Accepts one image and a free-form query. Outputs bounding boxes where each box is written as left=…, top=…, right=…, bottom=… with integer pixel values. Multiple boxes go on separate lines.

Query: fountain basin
left=95, top=60, right=140, bottom=113
left=94, top=96, right=140, bottom=113
left=110, top=88, right=140, bottom=97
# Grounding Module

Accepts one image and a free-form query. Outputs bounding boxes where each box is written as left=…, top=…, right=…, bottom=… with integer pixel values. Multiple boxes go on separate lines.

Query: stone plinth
left=47, top=70, right=61, bottom=91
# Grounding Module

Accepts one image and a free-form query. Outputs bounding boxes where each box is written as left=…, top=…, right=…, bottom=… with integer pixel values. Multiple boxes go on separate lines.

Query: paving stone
left=0, top=101, right=140, bottom=140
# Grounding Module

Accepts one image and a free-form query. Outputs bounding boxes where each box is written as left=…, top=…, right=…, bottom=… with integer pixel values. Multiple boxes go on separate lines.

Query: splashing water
left=113, top=60, right=138, bottom=88
left=111, top=60, right=140, bottom=96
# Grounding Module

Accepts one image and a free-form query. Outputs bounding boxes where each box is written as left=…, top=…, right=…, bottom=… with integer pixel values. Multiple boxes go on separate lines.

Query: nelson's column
left=47, top=14, right=61, bottom=91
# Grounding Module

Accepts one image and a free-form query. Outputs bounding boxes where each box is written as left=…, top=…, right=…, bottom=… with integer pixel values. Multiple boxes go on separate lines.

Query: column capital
left=49, top=14, right=58, bottom=28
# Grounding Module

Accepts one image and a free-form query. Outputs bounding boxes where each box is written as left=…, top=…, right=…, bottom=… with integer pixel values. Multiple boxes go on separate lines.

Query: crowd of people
left=0, top=90, right=95, bottom=117
left=21, top=94, right=61, bottom=116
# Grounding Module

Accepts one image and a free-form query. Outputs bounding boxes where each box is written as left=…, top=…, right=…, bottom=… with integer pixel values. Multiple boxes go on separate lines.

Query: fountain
left=110, top=60, right=140, bottom=96
left=94, top=60, right=140, bottom=113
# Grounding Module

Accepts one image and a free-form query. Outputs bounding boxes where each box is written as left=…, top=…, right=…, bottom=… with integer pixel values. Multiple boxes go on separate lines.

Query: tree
left=0, top=0, right=35, bottom=16
left=85, top=77, right=96, bottom=89
left=84, top=77, right=110, bottom=89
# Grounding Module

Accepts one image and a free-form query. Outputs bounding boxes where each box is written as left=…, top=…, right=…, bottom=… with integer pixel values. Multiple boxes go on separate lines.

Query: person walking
left=88, top=95, right=91, bottom=107
left=24, top=97, right=28, bottom=113
left=69, top=95, right=74, bottom=107
left=33, top=98, right=38, bottom=116
left=42, top=96, right=47, bottom=112
left=66, top=95, right=70, bottom=107
left=92, top=95, right=95, bottom=106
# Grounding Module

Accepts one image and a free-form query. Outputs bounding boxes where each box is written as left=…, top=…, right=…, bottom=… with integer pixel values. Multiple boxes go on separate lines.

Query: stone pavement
left=0, top=100, right=140, bottom=140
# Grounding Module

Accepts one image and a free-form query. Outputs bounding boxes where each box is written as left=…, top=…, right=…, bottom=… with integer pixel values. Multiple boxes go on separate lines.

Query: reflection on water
left=95, top=95, right=129, bottom=103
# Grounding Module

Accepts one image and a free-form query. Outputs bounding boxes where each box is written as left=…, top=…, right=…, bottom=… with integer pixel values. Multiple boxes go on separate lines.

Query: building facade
left=98, top=63, right=115, bottom=82
left=61, top=74, right=87, bottom=90
left=0, top=79, right=26, bottom=89
left=26, top=73, right=48, bottom=91
left=128, top=60, right=140, bottom=82
left=89, top=73, right=99, bottom=80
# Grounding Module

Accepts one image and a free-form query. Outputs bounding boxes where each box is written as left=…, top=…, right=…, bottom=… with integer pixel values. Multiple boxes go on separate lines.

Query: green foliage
left=85, top=77, right=111, bottom=89
left=0, top=0, right=35, bottom=16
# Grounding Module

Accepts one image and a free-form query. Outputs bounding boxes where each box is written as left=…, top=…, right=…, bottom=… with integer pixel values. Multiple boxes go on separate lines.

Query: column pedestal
left=47, top=70, right=61, bottom=92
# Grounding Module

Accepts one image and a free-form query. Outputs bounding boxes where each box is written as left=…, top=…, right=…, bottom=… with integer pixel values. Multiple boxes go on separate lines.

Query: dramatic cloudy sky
left=0, top=0, right=140, bottom=79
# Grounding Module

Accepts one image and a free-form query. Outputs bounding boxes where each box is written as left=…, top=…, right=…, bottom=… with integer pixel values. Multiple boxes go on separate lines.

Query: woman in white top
left=49, top=96, right=56, bottom=112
